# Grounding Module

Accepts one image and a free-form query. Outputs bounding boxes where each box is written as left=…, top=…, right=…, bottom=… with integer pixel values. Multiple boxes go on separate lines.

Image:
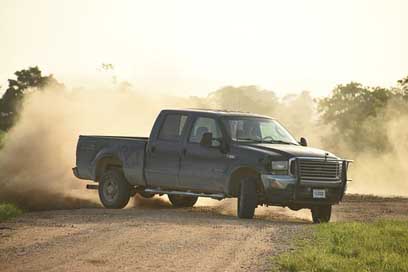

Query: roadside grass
left=273, top=220, right=408, bottom=272
left=0, top=133, right=21, bottom=221
left=0, top=203, right=23, bottom=221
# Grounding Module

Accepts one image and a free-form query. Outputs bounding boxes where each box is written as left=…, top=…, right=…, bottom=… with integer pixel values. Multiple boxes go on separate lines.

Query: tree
left=397, top=75, right=408, bottom=95
left=318, top=82, right=398, bottom=153
left=207, top=85, right=279, bottom=116
left=0, top=66, right=63, bottom=131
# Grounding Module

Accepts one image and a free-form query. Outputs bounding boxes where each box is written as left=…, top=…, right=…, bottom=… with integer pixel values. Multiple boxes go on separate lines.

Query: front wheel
left=98, top=169, right=131, bottom=209
left=237, top=177, right=258, bottom=219
left=168, top=195, right=198, bottom=207
left=311, top=205, right=332, bottom=223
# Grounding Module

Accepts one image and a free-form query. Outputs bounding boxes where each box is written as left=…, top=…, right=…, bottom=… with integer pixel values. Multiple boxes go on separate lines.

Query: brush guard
left=292, top=158, right=353, bottom=203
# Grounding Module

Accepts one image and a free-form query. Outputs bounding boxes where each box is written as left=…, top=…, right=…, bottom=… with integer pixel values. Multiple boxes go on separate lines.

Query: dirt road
left=1, top=195, right=408, bottom=272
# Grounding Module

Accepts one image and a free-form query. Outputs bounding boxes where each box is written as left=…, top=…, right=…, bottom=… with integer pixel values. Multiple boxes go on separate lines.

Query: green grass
left=0, top=203, right=22, bottom=221
left=273, top=220, right=408, bottom=272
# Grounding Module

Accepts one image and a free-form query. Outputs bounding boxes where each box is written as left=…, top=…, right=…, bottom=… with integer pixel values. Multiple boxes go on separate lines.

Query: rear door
left=179, top=116, right=229, bottom=192
left=145, top=113, right=189, bottom=188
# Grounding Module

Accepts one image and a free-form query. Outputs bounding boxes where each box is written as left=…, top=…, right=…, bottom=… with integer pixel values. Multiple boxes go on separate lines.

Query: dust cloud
left=345, top=113, right=408, bottom=196
left=0, top=87, right=201, bottom=210
left=132, top=195, right=171, bottom=209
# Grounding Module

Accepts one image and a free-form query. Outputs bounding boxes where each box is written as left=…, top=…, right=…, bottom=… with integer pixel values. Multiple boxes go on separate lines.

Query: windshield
left=222, top=117, right=298, bottom=145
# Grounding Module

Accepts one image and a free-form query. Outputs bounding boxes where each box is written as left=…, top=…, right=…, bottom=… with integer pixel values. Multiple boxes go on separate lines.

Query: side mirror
left=200, top=132, right=213, bottom=147
left=300, top=137, right=308, bottom=147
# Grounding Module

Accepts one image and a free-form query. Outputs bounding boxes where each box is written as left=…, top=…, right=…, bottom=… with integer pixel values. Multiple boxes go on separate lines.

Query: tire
left=168, top=194, right=198, bottom=207
left=98, top=169, right=131, bottom=209
left=237, top=177, right=258, bottom=219
left=311, top=205, right=332, bottom=223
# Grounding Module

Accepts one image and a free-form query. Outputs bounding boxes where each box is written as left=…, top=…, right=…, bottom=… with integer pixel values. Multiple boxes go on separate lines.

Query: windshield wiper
left=236, top=138, right=263, bottom=143
left=237, top=138, right=297, bottom=145
left=262, top=139, right=298, bottom=145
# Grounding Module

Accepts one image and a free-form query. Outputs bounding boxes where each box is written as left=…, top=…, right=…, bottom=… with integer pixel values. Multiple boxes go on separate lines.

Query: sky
left=0, top=0, right=407, bottom=97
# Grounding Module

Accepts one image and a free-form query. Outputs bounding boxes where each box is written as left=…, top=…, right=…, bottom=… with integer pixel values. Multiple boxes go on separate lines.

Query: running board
left=86, top=184, right=99, bottom=190
left=144, top=188, right=225, bottom=200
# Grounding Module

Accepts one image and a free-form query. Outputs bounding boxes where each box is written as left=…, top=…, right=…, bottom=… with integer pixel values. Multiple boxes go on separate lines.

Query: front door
left=179, top=116, right=229, bottom=192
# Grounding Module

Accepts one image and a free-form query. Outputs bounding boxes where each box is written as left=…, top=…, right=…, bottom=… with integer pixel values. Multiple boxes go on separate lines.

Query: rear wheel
left=98, top=169, right=131, bottom=209
left=311, top=205, right=332, bottom=223
left=168, top=195, right=198, bottom=207
left=237, top=177, right=258, bottom=219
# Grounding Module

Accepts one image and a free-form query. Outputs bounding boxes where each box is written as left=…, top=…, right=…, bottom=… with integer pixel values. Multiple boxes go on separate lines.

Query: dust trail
left=196, top=198, right=311, bottom=222
left=133, top=195, right=171, bottom=209
left=0, top=87, right=201, bottom=210
left=334, top=109, right=408, bottom=197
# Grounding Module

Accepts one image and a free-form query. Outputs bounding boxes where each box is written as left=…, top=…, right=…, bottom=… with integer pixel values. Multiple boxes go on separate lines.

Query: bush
left=0, top=203, right=22, bottom=221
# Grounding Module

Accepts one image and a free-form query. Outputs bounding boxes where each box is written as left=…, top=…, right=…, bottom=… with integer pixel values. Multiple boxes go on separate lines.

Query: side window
left=158, top=114, right=188, bottom=142
left=189, top=117, right=222, bottom=146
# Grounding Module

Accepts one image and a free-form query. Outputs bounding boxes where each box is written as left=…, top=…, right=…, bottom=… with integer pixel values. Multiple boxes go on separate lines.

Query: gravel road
left=1, top=195, right=407, bottom=272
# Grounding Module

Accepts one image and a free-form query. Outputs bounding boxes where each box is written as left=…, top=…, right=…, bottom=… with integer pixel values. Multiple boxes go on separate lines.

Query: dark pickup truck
left=73, top=109, right=351, bottom=222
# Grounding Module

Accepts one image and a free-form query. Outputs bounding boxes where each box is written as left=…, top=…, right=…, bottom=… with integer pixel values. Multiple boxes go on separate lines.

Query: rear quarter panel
left=76, top=136, right=147, bottom=185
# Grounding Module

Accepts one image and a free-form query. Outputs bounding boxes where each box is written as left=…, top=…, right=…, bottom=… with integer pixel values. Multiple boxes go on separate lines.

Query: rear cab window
left=158, top=114, right=188, bottom=142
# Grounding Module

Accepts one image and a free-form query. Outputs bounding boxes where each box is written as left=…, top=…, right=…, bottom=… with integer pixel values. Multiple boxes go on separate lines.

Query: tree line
left=0, top=66, right=407, bottom=155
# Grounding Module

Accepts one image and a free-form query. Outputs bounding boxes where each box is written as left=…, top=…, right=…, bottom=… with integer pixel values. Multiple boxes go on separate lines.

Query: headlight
left=271, top=161, right=289, bottom=175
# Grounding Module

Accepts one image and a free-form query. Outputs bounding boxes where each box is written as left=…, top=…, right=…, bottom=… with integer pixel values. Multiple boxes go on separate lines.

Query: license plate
left=313, top=189, right=326, bottom=199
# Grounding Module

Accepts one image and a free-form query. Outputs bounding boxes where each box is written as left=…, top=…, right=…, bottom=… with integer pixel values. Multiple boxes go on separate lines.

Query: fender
left=91, top=147, right=123, bottom=180
left=225, top=164, right=264, bottom=196
left=91, top=144, right=146, bottom=186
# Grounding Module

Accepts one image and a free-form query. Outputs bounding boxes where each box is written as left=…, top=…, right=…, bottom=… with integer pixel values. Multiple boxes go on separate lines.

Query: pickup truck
left=73, top=109, right=351, bottom=223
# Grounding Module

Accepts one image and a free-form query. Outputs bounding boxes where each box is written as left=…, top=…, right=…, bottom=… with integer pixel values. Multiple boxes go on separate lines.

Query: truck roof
left=161, top=108, right=275, bottom=119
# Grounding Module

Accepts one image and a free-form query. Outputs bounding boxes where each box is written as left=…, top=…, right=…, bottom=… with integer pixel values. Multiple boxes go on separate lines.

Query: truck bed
left=81, top=135, right=149, bottom=141
left=75, top=135, right=148, bottom=185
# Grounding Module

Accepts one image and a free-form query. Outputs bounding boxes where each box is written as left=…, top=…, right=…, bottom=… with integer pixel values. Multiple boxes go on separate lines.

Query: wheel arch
left=227, top=166, right=263, bottom=197
left=94, top=155, right=123, bottom=182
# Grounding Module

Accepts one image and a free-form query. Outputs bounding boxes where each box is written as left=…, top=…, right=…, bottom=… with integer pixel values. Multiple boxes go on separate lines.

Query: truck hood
left=246, top=143, right=338, bottom=159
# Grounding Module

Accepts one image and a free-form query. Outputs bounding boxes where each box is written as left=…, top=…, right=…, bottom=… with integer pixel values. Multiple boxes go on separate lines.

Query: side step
left=144, top=188, right=225, bottom=200
left=86, top=184, right=225, bottom=200
left=86, top=184, right=99, bottom=190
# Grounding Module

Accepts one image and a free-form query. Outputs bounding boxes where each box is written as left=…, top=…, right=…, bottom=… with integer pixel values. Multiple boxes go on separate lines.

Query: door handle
left=150, top=146, right=156, bottom=153
left=182, top=148, right=187, bottom=156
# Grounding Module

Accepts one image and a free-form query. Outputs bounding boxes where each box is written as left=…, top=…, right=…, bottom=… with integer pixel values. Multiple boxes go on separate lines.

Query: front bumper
left=261, top=174, right=296, bottom=190
left=260, top=174, right=345, bottom=206
left=261, top=174, right=343, bottom=190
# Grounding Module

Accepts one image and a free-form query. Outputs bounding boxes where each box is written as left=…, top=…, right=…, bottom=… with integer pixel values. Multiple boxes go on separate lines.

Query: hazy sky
left=1, top=0, right=407, bottom=97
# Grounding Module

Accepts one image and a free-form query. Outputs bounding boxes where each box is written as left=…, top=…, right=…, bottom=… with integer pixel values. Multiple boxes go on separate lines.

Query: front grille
left=298, top=158, right=342, bottom=183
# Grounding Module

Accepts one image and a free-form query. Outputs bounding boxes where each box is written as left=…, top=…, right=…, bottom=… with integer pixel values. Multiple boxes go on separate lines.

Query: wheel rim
left=102, top=177, right=119, bottom=203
